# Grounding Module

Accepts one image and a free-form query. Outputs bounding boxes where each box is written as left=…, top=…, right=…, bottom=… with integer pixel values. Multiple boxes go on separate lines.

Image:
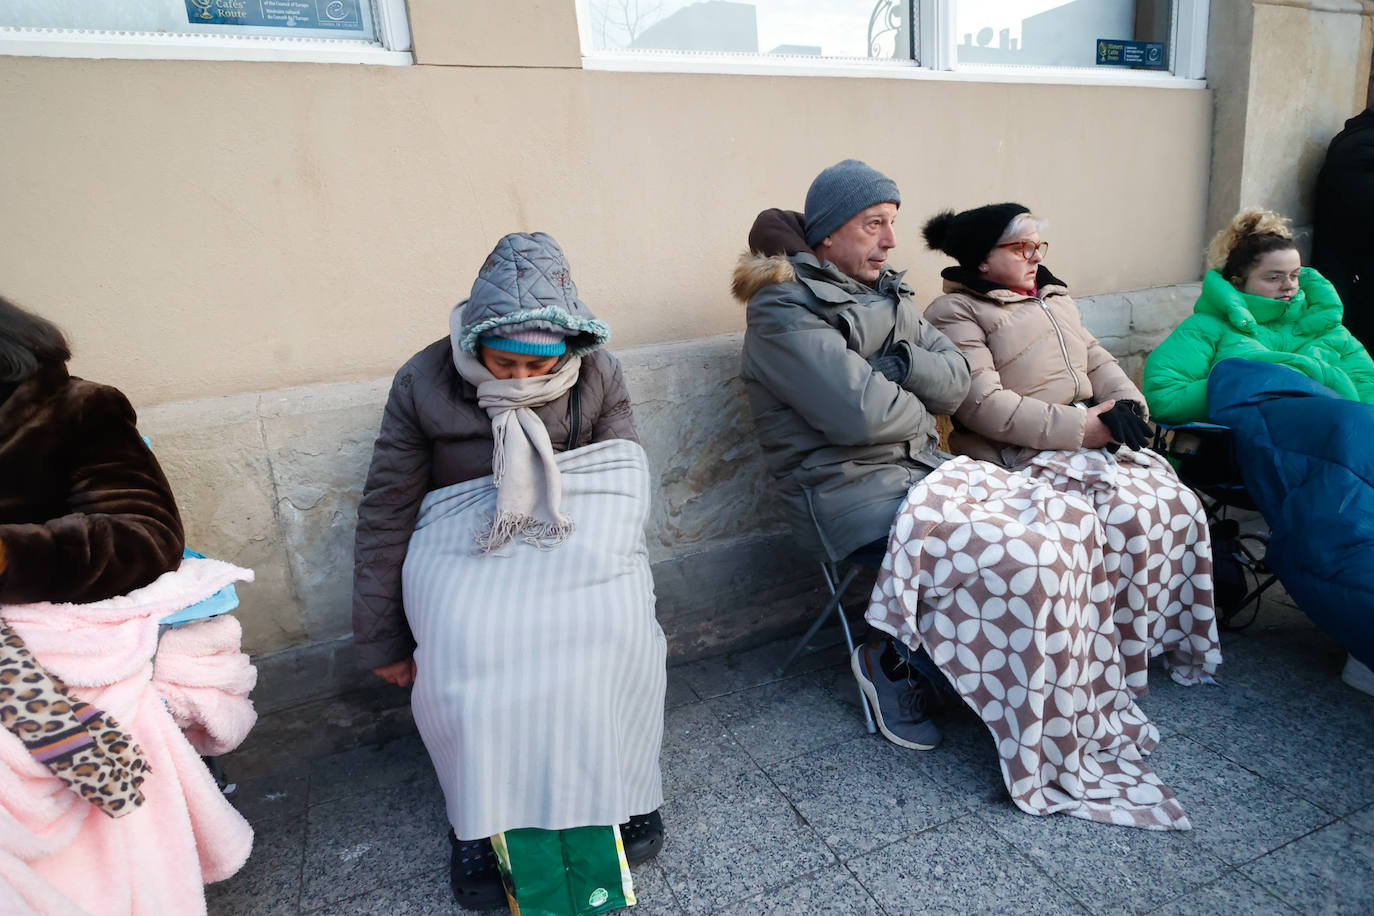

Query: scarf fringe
left=475, top=512, right=576, bottom=555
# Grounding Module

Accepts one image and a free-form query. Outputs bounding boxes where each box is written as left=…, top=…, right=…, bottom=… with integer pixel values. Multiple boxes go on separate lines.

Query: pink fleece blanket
left=0, top=558, right=256, bottom=916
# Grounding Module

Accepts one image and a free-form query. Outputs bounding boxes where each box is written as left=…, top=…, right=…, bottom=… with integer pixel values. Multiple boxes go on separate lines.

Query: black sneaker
left=619, top=809, right=664, bottom=865
left=448, top=831, right=505, bottom=911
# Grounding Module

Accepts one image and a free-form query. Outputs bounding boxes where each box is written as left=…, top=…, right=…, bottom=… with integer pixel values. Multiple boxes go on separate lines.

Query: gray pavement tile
left=1146, top=736, right=1334, bottom=865
left=674, top=634, right=849, bottom=699
left=975, top=803, right=1227, bottom=915
left=224, top=687, right=416, bottom=779
left=1136, top=662, right=1264, bottom=738
left=665, top=670, right=699, bottom=710
left=206, top=814, right=305, bottom=916
left=1146, top=870, right=1298, bottom=915
left=1219, top=623, right=1345, bottom=690
left=900, top=711, right=1009, bottom=811
left=660, top=701, right=757, bottom=799
left=308, top=733, right=436, bottom=806
left=656, top=770, right=836, bottom=915
left=1186, top=696, right=1374, bottom=817
left=300, top=777, right=451, bottom=908
left=1346, top=804, right=1374, bottom=835
left=1275, top=667, right=1374, bottom=721
left=717, top=865, right=886, bottom=915
left=225, top=763, right=310, bottom=825
left=1241, top=820, right=1374, bottom=915
left=629, top=862, right=687, bottom=915
left=815, top=659, right=872, bottom=717
left=847, top=814, right=1086, bottom=915
left=706, top=667, right=867, bottom=765
left=304, top=861, right=682, bottom=915
left=304, top=866, right=454, bottom=914
left=766, top=734, right=962, bottom=860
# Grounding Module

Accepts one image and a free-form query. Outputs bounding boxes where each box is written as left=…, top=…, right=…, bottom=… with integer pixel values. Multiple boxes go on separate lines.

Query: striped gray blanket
left=403, top=439, right=666, bottom=840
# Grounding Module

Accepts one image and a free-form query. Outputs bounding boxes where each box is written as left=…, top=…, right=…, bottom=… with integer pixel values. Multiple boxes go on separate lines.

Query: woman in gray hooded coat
left=351, top=232, right=662, bottom=910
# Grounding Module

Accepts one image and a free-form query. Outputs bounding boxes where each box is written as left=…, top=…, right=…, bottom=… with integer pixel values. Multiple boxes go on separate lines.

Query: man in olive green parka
left=732, top=160, right=969, bottom=752
left=732, top=161, right=970, bottom=564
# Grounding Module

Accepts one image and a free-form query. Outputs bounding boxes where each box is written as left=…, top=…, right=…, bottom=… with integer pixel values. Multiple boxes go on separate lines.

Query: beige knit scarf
left=453, top=351, right=582, bottom=552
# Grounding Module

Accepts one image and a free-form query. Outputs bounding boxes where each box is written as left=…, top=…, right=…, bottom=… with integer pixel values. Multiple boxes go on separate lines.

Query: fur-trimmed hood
left=732, top=208, right=811, bottom=304
left=732, top=252, right=796, bottom=304
left=732, top=207, right=918, bottom=306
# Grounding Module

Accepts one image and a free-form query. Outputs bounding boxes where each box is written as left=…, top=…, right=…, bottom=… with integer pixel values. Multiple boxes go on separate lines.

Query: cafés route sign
left=185, top=0, right=364, bottom=31
left=1096, top=39, right=1167, bottom=70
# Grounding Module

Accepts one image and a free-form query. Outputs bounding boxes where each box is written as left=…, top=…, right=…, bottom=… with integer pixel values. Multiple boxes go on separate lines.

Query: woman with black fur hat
left=921, top=204, right=1150, bottom=465
left=920, top=202, right=1217, bottom=691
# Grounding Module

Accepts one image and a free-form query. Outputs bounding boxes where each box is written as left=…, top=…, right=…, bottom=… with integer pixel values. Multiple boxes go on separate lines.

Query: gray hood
left=450, top=232, right=611, bottom=357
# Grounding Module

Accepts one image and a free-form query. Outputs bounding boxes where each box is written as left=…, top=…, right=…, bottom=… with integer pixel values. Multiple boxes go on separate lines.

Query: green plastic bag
left=492, top=824, right=635, bottom=915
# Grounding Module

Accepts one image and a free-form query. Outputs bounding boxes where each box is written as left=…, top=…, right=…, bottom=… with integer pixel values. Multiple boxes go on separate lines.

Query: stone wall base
left=141, top=282, right=1199, bottom=712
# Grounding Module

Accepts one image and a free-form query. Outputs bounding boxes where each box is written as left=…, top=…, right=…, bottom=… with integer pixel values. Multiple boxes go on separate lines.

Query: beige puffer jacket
left=923, top=266, right=1143, bottom=468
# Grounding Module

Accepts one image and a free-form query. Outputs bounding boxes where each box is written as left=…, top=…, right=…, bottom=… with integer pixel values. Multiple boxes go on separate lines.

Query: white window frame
left=576, top=0, right=1208, bottom=88
left=0, top=0, right=412, bottom=65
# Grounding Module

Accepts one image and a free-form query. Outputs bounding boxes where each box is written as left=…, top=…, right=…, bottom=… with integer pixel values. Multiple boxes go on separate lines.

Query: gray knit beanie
left=803, top=160, right=901, bottom=248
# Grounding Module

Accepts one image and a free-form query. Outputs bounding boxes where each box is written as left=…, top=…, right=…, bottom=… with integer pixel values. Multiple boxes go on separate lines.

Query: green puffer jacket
left=734, top=251, right=970, bottom=562
left=1143, top=267, right=1374, bottom=424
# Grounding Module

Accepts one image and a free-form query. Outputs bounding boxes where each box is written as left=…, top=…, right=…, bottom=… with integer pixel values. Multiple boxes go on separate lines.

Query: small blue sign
left=1096, top=39, right=1167, bottom=70
left=185, top=0, right=364, bottom=32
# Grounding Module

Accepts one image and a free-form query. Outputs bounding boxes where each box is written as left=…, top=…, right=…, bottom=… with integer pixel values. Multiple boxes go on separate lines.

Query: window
left=0, top=0, right=412, bottom=64
left=577, top=0, right=1207, bottom=82
left=586, top=1, right=919, bottom=63
left=956, top=1, right=1170, bottom=69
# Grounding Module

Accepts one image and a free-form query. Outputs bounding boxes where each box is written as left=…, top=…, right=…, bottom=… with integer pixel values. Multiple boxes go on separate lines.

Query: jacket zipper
left=1036, top=295, right=1080, bottom=403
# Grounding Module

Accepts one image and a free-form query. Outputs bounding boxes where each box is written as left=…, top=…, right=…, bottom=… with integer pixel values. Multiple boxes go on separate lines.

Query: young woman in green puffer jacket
left=1143, top=208, right=1374, bottom=424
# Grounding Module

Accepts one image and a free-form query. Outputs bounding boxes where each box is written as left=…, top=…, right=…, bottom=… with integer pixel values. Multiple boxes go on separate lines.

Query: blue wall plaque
left=185, top=0, right=364, bottom=32
left=1096, top=39, right=1167, bottom=70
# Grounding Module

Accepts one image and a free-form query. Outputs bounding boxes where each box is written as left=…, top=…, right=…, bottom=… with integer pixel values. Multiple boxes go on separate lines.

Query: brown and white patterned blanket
left=866, top=448, right=1220, bottom=830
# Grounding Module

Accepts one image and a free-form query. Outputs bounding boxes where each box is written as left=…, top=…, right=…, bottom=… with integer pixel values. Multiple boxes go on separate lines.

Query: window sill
left=580, top=51, right=1205, bottom=90
left=0, top=27, right=412, bottom=65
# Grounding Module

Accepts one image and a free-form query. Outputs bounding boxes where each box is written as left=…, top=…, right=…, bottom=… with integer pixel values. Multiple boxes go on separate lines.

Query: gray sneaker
left=851, top=643, right=942, bottom=750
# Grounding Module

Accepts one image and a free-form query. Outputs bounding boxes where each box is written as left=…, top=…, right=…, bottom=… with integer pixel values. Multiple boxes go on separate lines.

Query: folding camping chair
left=1152, top=421, right=1280, bottom=628
left=773, top=540, right=881, bottom=734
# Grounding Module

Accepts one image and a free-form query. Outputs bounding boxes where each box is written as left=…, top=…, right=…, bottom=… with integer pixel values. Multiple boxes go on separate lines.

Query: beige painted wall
left=0, top=11, right=1211, bottom=407
left=1206, top=0, right=1374, bottom=239
left=1244, top=2, right=1373, bottom=227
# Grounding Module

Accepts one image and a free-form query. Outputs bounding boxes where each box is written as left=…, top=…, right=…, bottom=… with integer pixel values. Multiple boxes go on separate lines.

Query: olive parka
left=1142, top=267, right=1374, bottom=424
left=733, top=211, right=970, bottom=562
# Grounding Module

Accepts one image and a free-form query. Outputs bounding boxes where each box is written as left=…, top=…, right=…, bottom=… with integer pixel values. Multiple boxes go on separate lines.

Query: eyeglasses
left=996, top=240, right=1049, bottom=261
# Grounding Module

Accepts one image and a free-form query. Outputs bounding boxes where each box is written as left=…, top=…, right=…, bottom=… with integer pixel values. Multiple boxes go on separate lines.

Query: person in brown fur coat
left=0, top=295, right=183, bottom=604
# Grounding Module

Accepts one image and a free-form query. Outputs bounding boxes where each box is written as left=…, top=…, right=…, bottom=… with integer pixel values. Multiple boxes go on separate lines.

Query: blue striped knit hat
left=480, top=325, right=568, bottom=356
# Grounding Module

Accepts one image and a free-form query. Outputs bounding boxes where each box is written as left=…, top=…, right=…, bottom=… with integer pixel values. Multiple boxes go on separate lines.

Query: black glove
left=1099, top=400, right=1153, bottom=450
left=868, top=347, right=910, bottom=384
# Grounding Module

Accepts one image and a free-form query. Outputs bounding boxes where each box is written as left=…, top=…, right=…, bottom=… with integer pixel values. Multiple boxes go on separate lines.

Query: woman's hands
left=1085, top=400, right=1153, bottom=450
left=373, top=657, right=417, bottom=687
left=1083, top=400, right=1118, bottom=448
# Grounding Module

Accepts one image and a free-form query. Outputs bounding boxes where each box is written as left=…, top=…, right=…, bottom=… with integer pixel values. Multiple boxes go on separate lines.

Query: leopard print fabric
left=0, top=622, right=149, bottom=818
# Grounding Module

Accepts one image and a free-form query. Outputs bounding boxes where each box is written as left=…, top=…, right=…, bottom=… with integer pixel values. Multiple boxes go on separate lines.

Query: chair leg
left=834, top=593, right=878, bottom=734
left=775, top=566, right=860, bottom=677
